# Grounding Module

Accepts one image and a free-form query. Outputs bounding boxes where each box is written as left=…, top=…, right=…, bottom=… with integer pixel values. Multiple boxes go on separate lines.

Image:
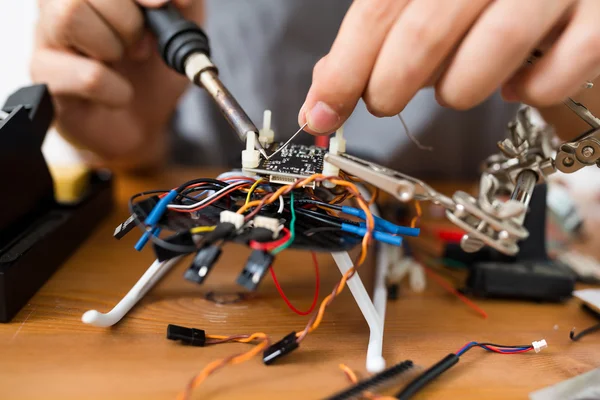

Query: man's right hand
left=32, top=0, right=203, bottom=169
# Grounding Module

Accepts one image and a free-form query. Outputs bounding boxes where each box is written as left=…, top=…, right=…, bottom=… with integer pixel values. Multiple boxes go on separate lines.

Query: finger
left=503, top=0, right=600, bottom=106
left=39, top=0, right=124, bottom=61
left=31, top=48, right=133, bottom=107
left=299, top=0, right=409, bottom=135
left=86, top=0, right=144, bottom=48
left=363, top=0, right=491, bottom=117
left=136, top=0, right=195, bottom=12
left=435, top=0, right=576, bottom=110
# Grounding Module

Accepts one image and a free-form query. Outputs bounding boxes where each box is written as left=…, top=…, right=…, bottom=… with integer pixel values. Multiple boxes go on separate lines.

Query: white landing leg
left=331, top=251, right=386, bottom=373
left=82, top=256, right=183, bottom=327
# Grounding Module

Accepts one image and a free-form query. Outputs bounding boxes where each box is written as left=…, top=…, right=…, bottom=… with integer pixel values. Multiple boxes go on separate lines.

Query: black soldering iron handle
left=141, top=3, right=210, bottom=74
left=395, top=354, right=459, bottom=399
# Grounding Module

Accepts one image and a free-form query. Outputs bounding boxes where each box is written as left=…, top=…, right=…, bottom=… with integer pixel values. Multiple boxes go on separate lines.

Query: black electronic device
left=0, top=85, right=113, bottom=322
left=448, top=184, right=576, bottom=302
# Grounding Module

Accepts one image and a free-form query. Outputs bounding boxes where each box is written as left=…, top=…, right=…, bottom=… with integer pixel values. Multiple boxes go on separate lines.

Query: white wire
left=278, top=196, right=284, bottom=213
left=167, top=181, right=247, bottom=210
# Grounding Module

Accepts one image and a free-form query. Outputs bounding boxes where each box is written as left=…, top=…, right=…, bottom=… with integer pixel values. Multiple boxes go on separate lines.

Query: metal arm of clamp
left=555, top=98, right=600, bottom=174
left=324, top=153, right=528, bottom=255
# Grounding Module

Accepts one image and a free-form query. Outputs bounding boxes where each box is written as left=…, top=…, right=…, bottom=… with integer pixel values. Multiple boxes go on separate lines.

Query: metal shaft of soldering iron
left=141, top=4, right=268, bottom=159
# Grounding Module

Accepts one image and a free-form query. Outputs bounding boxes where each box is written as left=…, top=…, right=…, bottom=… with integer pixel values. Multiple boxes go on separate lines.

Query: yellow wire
left=339, top=364, right=358, bottom=384
left=189, top=225, right=216, bottom=234
left=245, top=178, right=264, bottom=205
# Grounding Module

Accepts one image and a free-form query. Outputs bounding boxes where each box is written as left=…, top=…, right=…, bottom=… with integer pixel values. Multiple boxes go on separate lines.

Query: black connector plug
left=166, top=324, right=206, bottom=346
left=263, top=332, right=299, bottom=365
left=184, top=245, right=222, bottom=284
left=113, top=215, right=136, bottom=239
left=236, top=250, right=274, bottom=291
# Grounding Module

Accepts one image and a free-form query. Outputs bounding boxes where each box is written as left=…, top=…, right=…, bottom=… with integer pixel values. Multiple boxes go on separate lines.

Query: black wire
left=294, top=208, right=343, bottom=227
left=175, top=177, right=230, bottom=193
left=303, top=227, right=344, bottom=236
left=293, top=198, right=342, bottom=210
left=570, top=322, right=600, bottom=341
left=458, top=342, right=533, bottom=355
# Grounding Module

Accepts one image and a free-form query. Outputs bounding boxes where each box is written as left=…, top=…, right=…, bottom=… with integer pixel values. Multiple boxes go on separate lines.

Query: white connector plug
left=220, top=210, right=245, bottom=230
left=532, top=339, right=548, bottom=353
left=253, top=216, right=282, bottom=238
left=242, top=131, right=260, bottom=169
left=259, top=110, right=274, bottom=147
left=322, top=126, right=346, bottom=188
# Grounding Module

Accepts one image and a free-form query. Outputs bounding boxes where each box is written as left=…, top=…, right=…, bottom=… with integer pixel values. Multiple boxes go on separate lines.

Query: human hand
left=31, top=0, right=203, bottom=168
left=299, top=0, right=600, bottom=135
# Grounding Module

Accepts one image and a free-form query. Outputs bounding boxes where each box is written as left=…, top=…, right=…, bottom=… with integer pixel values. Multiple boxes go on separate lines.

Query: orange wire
left=410, top=200, right=422, bottom=228
left=178, top=174, right=376, bottom=399
left=178, top=334, right=269, bottom=400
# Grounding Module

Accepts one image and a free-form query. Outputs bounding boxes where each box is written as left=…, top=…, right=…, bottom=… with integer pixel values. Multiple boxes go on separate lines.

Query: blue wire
left=456, top=342, right=531, bottom=356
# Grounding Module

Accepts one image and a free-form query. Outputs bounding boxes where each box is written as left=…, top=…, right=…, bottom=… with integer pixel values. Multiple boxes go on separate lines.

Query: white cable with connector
left=220, top=210, right=245, bottom=229
left=532, top=339, right=548, bottom=353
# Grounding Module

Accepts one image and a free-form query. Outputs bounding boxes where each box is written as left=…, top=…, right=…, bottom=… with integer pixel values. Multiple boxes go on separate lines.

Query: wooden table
left=1, top=169, right=599, bottom=400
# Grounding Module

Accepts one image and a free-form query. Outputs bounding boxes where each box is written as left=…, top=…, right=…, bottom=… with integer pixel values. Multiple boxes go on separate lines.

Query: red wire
left=170, top=184, right=250, bottom=213
left=269, top=252, right=320, bottom=316
left=249, top=228, right=291, bottom=251
left=159, top=178, right=256, bottom=198
left=484, top=346, right=532, bottom=354
left=421, top=264, right=489, bottom=319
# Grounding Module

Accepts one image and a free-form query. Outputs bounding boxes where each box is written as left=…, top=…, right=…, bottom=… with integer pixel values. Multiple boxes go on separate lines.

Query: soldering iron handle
left=141, top=3, right=210, bottom=74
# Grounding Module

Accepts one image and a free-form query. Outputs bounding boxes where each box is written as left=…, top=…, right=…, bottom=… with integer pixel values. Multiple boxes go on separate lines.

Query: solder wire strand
left=266, top=122, right=309, bottom=160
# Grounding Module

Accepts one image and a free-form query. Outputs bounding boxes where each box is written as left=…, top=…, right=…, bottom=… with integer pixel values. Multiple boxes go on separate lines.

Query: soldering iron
left=141, top=3, right=268, bottom=159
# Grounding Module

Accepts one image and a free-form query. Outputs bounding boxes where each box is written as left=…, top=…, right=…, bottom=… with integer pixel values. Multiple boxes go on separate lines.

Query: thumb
left=299, top=55, right=362, bottom=136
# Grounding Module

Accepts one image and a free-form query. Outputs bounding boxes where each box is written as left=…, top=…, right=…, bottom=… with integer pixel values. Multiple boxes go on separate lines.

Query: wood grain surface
left=0, top=168, right=599, bottom=400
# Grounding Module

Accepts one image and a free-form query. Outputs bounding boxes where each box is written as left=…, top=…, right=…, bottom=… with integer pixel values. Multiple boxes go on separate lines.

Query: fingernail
left=140, top=0, right=170, bottom=6
left=306, top=101, right=339, bottom=134
left=298, top=103, right=307, bottom=126
left=501, top=84, right=520, bottom=103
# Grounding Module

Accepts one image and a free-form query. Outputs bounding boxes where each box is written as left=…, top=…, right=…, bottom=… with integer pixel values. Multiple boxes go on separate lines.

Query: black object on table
left=0, top=85, right=113, bottom=322
left=445, top=184, right=576, bottom=302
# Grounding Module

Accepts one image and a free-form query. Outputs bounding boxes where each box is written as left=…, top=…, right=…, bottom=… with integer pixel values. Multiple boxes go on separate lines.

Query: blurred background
left=0, top=1, right=598, bottom=205
left=0, top=1, right=82, bottom=166
left=0, top=1, right=36, bottom=101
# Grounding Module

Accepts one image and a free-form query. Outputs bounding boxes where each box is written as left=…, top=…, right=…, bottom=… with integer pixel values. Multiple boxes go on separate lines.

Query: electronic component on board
left=243, top=143, right=326, bottom=188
